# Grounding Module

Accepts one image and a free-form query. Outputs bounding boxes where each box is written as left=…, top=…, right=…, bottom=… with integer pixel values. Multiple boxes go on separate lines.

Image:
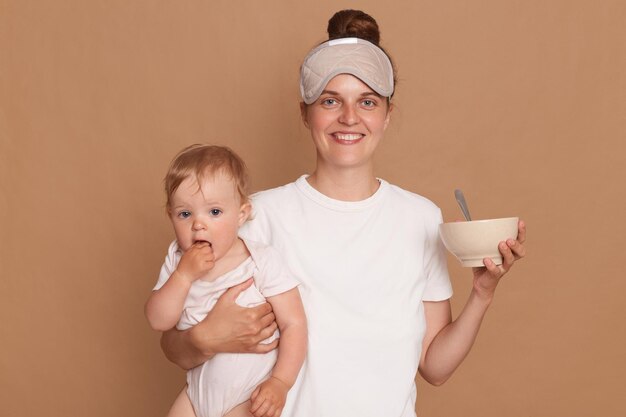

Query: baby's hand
left=250, top=376, right=289, bottom=417
left=176, top=242, right=215, bottom=282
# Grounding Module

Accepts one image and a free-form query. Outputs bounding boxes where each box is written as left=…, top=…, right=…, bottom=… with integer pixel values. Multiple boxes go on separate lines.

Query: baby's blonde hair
left=164, top=144, right=250, bottom=211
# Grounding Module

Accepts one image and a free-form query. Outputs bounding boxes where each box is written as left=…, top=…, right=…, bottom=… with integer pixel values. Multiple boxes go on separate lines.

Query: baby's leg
left=167, top=386, right=197, bottom=417
left=224, top=401, right=253, bottom=417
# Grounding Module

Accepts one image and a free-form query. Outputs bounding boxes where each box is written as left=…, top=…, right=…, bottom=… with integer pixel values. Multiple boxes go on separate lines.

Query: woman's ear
left=300, top=102, right=310, bottom=129
left=383, top=101, right=393, bottom=130
left=238, top=202, right=252, bottom=226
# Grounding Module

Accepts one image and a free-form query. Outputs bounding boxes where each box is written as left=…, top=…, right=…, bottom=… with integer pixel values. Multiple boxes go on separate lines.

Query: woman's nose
left=338, top=104, right=359, bottom=125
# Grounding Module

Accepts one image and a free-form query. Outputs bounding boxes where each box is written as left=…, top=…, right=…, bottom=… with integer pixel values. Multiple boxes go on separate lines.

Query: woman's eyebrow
left=319, top=90, right=379, bottom=97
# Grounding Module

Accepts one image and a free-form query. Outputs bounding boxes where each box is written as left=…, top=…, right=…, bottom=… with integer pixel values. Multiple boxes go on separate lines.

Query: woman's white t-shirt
left=239, top=175, right=453, bottom=417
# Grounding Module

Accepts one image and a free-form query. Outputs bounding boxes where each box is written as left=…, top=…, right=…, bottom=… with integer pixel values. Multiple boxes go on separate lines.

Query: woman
left=161, top=9, right=526, bottom=417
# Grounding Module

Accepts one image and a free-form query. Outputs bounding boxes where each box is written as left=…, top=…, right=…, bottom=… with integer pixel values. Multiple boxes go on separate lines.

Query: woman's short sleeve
left=422, top=209, right=453, bottom=301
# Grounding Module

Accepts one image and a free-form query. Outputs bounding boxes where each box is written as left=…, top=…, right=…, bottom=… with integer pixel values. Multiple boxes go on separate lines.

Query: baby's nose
left=192, top=219, right=206, bottom=231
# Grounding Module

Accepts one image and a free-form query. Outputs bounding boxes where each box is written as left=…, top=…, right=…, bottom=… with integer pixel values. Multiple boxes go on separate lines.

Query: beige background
left=1, top=1, right=625, bottom=416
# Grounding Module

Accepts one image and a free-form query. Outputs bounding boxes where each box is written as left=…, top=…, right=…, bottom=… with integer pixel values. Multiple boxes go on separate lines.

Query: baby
left=145, top=144, right=307, bottom=417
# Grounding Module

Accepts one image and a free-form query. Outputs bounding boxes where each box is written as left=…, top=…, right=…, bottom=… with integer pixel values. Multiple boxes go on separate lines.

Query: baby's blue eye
left=178, top=211, right=191, bottom=219
left=210, top=209, right=222, bottom=216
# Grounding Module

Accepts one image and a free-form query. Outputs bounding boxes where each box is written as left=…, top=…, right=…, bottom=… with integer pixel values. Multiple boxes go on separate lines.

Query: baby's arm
left=145, top=242, right=214, bottom=331
left=249, top=288, right=307, bottom=417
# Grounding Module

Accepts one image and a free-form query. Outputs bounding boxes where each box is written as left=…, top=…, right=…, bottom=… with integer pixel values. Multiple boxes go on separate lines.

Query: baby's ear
left=239, top=202, right=252, bottom=226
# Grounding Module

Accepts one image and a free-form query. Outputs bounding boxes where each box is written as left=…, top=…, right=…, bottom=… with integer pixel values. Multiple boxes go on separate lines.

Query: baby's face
left=168, top=172, right=249, bottom=262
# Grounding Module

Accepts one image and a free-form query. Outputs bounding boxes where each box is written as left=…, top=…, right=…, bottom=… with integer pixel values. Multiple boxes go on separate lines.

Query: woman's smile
left=331, top=131, right=365, bottom=144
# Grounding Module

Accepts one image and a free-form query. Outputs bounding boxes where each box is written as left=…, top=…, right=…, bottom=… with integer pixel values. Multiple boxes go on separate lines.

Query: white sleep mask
left=299, top=37, right=394, bottom=104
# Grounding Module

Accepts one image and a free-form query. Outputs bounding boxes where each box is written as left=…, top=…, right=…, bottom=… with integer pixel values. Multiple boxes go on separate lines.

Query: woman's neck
left=307, top=164, right=380, bottom=201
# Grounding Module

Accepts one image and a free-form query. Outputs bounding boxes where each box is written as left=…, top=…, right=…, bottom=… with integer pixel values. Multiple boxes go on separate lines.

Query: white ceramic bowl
left=439, top=217, right=519, bottom=267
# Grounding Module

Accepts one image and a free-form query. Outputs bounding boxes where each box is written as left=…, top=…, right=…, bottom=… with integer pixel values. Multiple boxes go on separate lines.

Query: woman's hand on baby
left=472, top=219, right=527, bottom=300
left=250, top=376, right=290, bottom=417
left=189, top=278, right=278, bottom=356
left=176, top=242, right=215, bottom=283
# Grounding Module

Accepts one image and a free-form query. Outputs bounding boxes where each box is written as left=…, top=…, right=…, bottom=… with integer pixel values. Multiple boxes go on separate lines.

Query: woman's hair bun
left=327, top=9, right=381, bottom=45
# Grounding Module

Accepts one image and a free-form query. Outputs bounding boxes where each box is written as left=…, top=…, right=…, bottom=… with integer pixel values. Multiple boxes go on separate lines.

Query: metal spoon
left=454, top=189, right=472, bottom=221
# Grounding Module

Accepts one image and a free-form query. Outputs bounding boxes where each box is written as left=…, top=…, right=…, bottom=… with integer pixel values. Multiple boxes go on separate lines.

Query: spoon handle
left=454, top=189, right=472, bottom=221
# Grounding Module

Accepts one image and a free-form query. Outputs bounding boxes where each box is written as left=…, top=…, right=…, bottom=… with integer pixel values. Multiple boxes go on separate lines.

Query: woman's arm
left=418, top=293, right=489, bottom=385
left=419, top=220, right=527, bottom=385
left=160, top=278, right=279, bottom=370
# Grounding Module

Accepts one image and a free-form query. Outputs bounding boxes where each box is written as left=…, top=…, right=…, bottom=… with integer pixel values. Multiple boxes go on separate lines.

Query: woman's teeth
left=334, top=133, right=362, bottom=141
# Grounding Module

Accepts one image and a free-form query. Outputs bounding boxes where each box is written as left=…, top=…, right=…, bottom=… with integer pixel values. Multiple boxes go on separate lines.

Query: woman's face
left=301, top=74, right=391, bottom=171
